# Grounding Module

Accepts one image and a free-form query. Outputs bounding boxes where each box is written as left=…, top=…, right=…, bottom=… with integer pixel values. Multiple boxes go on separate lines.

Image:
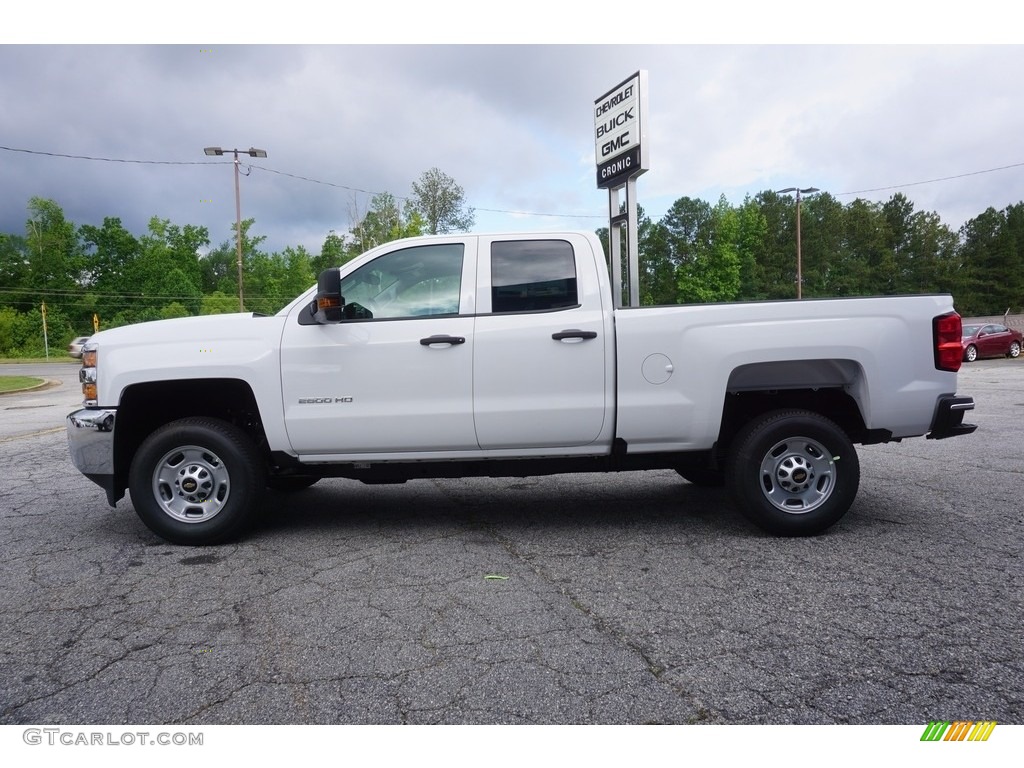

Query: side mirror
left=313, top=269, right=344, bottom=324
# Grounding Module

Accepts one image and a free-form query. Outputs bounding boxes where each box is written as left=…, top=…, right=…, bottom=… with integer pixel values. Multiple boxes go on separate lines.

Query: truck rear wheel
left=726, top=409, right=859, bottom=536
left=128, top=417, right=265, bottom=545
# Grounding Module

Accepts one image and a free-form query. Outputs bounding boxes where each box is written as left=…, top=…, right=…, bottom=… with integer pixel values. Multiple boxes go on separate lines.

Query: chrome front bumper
left=67, top=408, right=120, bottom=504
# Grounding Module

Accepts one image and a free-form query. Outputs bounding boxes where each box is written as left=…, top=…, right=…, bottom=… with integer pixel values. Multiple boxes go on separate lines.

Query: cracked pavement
left=0, top=362, right=1021, bottom=724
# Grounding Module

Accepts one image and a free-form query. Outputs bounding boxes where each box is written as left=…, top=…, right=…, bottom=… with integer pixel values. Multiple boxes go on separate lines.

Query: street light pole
left=776, top=186, right=819, bottom=299
left=204, top=146, right=268, bottom=311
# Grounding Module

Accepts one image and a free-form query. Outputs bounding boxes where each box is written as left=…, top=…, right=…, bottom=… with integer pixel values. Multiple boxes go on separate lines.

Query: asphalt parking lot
left=0, top=360, right=1021, bottom=725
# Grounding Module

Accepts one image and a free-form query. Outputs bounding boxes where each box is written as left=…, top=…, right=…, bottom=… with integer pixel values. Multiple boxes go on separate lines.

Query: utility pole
left=776, top=186, right=819, bottom=299
left=203, top=146, right=268, bottom=311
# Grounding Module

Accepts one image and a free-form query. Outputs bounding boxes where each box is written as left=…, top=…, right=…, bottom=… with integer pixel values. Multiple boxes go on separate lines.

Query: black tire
left=964, top=344, right=978, bottom=362
left=128, top=417, right=266, bottom=545
left=266, top=475, right=320, bottom=492
left=726, top=409, right=860, bottom=536
left=1008, top=341, right=1021, bottom=359
left=676, top=468, right=726, bottom=487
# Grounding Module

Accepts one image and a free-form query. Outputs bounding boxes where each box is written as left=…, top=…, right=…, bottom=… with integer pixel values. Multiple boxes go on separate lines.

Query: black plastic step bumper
left=927, top=396, right=977, bottom=440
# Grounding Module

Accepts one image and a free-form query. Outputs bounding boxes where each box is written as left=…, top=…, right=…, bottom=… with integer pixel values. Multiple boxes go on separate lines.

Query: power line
left=1, top=145, right=603, bottom=221
left=473, top=206, right=600, bottom=220
left=0, top=145, right=222, bottom=166
left=836, top=162, right=1024, bottom=197
left=252, top=164, right=602, bottom=220
left=5, top=143, right=1022, bottom=219
left=250, top=164, right=377, bottom=196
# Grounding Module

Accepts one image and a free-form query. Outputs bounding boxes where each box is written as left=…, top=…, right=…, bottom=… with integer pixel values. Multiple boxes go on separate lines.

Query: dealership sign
left=594, top=71, right=648, bottom=189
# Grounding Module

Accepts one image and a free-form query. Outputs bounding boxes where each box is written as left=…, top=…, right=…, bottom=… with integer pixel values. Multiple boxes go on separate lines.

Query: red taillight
left=933, top=312, right=963, bottom=372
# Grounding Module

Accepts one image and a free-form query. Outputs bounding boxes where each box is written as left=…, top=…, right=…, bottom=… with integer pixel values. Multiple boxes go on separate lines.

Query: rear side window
left=490, top=240, right=578, bottom=313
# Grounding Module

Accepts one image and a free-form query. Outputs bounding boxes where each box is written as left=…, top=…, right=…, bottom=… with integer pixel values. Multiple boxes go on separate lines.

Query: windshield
left=961, top=325, right=982, bottom=337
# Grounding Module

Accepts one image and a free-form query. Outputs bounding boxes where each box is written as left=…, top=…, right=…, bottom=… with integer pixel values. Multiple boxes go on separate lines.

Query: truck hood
left=89, top=313, right=283, bottom=348
left=89, top=313, right=290, bottom=408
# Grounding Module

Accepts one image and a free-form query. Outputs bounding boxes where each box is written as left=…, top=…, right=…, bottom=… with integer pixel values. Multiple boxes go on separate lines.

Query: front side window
left=339, top=243, right=464, bottom=320
left=490, top=240, right=578, bottom=313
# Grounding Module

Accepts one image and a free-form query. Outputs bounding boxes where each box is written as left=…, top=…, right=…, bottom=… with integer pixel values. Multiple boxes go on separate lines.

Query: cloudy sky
left=3, top=8, right=1022, bottom=257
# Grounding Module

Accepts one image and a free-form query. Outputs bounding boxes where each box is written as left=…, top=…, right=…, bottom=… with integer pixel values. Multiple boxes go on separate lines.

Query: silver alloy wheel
left=965, top=345, right=977, bottom=362
left=758, top=436, right=835, bottom=514
left=151, top=444, right=231, bottom=523
left=1010, top=341, right=1021, bottom=358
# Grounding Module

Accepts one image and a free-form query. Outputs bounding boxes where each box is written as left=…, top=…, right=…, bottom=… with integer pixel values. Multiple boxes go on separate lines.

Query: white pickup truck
left=67, top=231, right=976, bottom=545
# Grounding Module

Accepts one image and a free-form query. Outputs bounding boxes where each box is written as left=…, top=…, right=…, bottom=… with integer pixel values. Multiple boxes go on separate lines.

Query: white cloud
left=1, top=44, right=1022, bottom=255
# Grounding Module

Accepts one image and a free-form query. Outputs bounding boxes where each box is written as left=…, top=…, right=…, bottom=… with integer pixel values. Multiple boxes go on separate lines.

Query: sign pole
left=608, top=186, right=623, bottom=307
left=626, top=176, right=640, bottom=308
left=594, top=70, right=648, bottom=308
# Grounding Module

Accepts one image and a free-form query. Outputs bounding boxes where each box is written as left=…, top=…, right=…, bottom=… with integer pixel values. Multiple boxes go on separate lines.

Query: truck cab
left=280, top=233, right=615, bottom=457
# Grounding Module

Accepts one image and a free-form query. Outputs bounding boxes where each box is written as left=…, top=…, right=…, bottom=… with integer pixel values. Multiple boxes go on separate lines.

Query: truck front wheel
left=726, top=409, right=859, bottom=536
left=128, top=417, right=266, bottom=545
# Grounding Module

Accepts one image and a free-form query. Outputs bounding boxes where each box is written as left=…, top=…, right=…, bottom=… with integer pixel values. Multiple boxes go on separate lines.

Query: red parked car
left=961, top=323, right=1022, bottom=362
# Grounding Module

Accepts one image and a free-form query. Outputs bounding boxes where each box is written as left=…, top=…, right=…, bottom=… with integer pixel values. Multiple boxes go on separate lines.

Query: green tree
left=160, top=302, right=191, bottom=320
left=881, top=193, right=916, bottom=293
left=997, top=202, right=1024, bottom=310
left=898, top=207, right=958, bottom=296
left=679, top=195, right=740, bottom=304
left=640, top=217, right=673, bottom=305
left=0, top=233, right=30, bottom=311
left=734, top=196, right=769, bottom=300
left=279, top=245, right=317, bottom=298
left=955, top=205, right=1023, bottom=315
left=350, top=192, right=426, bottom=252
left=749, top=191, right=798, bottom=299
left=22, top=198, right=89, bottom=332
left=200, top=291, right=238, bottom=315
left=125, top=217, right=206, bottom=319
left=0, top=304, right=74, bottom=356
left=409, top=168, right=475, bottom=235
left=200, top=218, right=265, bottom=308
left=80, top=217, right=139, bottom=289
left=661, top=196, right=714, bottom=303
left=25, top=197, right=82, bottom=294
left=199, top=244, right=237, bottom=295
left=312, top=230, right=349, bottom=275
left=799, top=192, right=846, bottom=297
left=79, top=217, right=141, bottom=324
left=244, top=245, right=316, bottom=315
left=834, top=199, right=879, bottom=296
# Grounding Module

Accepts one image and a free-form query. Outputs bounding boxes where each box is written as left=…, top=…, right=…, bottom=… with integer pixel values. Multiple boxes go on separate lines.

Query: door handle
left=420, top=335, right=466, bottom=346
left=552, top=329, right=598, bottom=341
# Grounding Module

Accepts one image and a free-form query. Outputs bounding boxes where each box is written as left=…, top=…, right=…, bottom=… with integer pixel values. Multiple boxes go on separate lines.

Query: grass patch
left=0, top=376, right=45, bottom=393
left=0, top=357, right=74, bottom=365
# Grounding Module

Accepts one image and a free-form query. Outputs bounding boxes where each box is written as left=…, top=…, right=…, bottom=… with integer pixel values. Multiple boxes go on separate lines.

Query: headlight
left=80, top=343, right=98, bottom=405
